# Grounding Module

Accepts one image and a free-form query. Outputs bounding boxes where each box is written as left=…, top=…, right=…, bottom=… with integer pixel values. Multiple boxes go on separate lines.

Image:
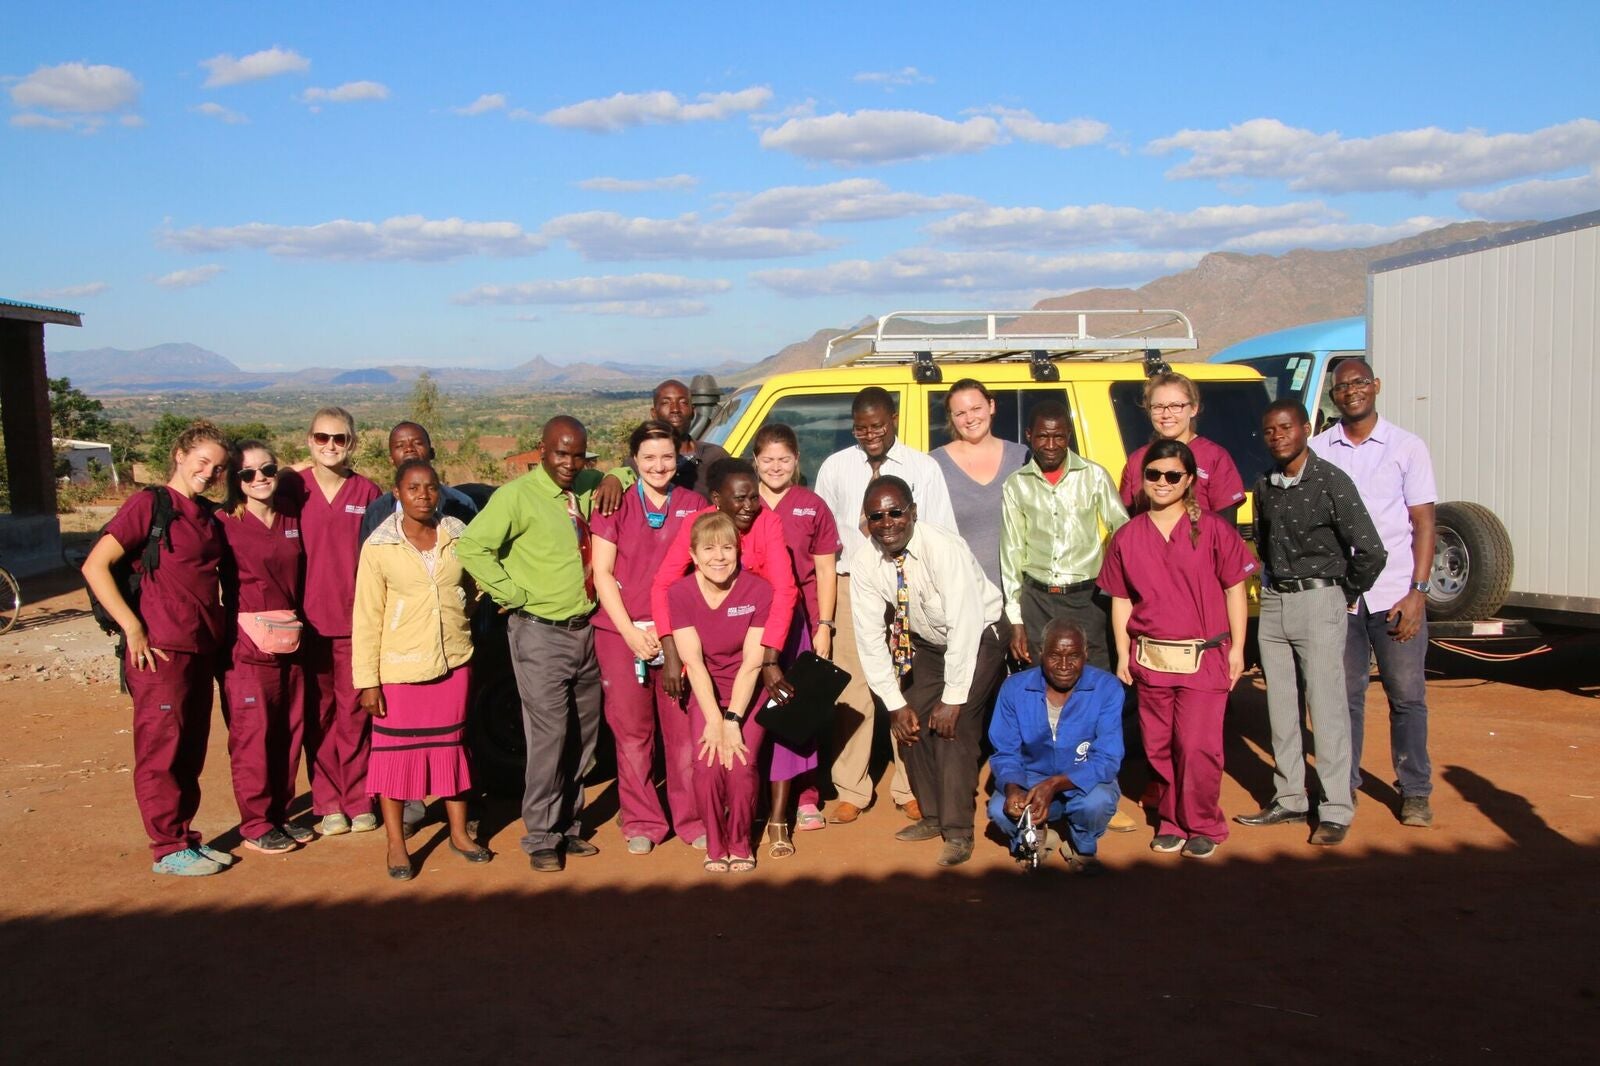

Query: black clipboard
left=756, top=651, right=851, bottom=748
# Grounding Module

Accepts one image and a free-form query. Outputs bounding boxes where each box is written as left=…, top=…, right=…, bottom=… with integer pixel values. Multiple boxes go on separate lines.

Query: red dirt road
left=2, top=578, right=1597, bottom=1063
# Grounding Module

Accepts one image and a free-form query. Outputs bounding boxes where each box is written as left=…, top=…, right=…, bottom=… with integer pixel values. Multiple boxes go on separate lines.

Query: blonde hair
left=690, top=511, right=739, bottom=552
left=309, top=406, right=356, bottom=437
left=1143, top=372, right=1202, bottom=419
left=167, top=420, right=229, bottom=477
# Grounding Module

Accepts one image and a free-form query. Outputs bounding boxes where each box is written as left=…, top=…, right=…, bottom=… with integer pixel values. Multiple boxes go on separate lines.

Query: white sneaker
left=626, top=836, right=654, bottom=855
left=317, top=813, right=351, bottom=836
left=349, top=813, right=379, bottom=833
left=197, top=844, right=236, bottom=866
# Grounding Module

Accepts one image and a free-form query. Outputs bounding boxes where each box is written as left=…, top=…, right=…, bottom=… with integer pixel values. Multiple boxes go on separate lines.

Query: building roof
left=0, top=297, right=84, bottom=327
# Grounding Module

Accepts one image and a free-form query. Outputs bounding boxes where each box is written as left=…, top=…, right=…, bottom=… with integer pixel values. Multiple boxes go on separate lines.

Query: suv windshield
left=1110, top=380, right=1273, bottom=486
left=1236, top=354, right=1315, bottom=405
left=698, top=385, right=758, bottom=447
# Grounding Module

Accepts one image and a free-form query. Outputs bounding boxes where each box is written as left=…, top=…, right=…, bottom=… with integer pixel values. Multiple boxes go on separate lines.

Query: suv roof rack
left=822, top=309, right=1198, bottom=368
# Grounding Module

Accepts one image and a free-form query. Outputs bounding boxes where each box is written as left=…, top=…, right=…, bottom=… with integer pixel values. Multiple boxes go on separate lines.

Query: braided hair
left=1143, top=438, right=1201, bottom=546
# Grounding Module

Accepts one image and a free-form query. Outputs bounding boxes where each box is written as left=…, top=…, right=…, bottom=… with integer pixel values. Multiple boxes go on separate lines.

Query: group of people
left=84, top=364, right=1439, bottom=879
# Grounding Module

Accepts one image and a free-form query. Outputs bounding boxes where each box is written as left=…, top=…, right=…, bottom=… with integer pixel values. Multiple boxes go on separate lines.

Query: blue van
left=1210, top=317, right=1366, bottom=436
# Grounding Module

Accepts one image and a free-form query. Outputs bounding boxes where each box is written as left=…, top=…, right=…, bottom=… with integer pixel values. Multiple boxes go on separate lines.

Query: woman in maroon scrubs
left=83, top=420, right=231, bottom=876
left=218, top=439, right=308, bottom=854
left=1099, top=439, right=1255, bottom=859
left=668, top=512, right=773, bottom=873
left=278, top=407, right=382, bottom=836
left=1118, top=371, right=1246, bottom=519
left=590, top=420, right=709, bottom=854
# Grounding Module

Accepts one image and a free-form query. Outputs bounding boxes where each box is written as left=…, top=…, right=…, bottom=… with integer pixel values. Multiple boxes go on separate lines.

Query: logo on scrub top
left=1074, top=740, right=1091, bottom=763
left=791, top=507, right=817, bottom=517
left=344, top=505, right=367, bottom=514
left=727, top=604, right=756, bottom=617
left=284, top=529, right=300, bottom=539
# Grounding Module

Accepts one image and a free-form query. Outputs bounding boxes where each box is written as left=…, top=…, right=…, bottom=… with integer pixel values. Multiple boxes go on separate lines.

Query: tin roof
left=0, top=297, right=84, bottom=327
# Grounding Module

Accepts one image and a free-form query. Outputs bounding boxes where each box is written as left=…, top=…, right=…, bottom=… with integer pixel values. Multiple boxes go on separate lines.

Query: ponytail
left=1183, top=488, right=1202, bottom=546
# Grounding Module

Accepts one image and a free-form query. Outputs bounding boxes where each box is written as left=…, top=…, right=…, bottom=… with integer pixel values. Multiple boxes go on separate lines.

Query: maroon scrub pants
left=126, top=649, right=217, bottom=860
left=595, top=628, right=703, bottom=846
left=303, top=634, right=372, bottom=817
left=689, top=707, right=765, bottom=862
left=1138, top=685, right=1229, bottom=842
left=222, top=656, right=306, bottom=839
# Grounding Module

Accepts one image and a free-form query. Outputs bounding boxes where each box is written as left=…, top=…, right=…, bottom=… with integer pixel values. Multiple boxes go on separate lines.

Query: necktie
left=892, top=553, right=912, bottom=679
left=566, top=490, right=595, bottom=601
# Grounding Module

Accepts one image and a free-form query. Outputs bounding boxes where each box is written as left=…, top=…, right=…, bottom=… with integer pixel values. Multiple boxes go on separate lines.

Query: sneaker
left=243, top=829, right=297, bottom=854
left=152, top=848, right=222, bottom=877
left=1400, top=796, right=1433, bottom=827
left=281, top=823, right=314, bottom=845
left=1042, top=828, right=1062, bottom=855
left=349, top=813, right=379, bottom=833
left=1181, top=835, right=1218, bottom=859
left=197, top=844, right=236, bottom=867
left=689, top=835, right=707, bottom=850
left=1149, top=833, right=1186, bottom=853
left=626, top=836, right=654, bottom=855
left=317, top=813, right=351, bottom=836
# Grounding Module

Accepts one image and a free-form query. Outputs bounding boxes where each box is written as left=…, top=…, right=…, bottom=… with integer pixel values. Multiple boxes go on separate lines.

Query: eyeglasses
left=311, top=432, right=351, bottom=447
left=238, top=464, right=279, bottom=483
left=1143, top=468, right=1185, bottom=485
left=866, top=507, right=909, bottom=522
left=852, top=425, right=890, bottom=438
left=1330, top=377, right=1376, bottom=397
left=1148, top=402, right=1193, bottom=415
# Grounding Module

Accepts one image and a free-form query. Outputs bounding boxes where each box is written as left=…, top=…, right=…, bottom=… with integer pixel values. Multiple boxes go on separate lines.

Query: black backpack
left=88, top=485, right=177, bottom=643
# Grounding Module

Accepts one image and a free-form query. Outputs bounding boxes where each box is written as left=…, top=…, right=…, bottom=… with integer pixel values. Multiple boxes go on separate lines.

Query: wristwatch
left=721, top=709, right=742, bottom=723
left=1411, top=581, right=1432, bottom=594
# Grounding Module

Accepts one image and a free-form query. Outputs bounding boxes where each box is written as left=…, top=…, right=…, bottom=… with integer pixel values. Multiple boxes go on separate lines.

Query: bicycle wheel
left=0, top=566, right=20, bottom=635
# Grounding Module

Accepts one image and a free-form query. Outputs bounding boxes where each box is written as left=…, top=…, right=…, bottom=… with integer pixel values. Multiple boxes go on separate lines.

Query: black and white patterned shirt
left=1252, top=450, right=1387, bottom=603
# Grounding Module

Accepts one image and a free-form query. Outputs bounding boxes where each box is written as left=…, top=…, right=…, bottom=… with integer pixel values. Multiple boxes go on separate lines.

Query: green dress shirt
left=999, top=452, right=1129, bottom=624
left=456, top=464, right=603, bottom=619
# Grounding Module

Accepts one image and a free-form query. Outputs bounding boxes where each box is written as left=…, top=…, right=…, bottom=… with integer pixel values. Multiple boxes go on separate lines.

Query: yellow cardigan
left=352, top=514, right=476, bottom=689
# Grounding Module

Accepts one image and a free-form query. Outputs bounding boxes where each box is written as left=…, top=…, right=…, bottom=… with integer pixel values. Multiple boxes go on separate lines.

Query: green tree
left=103, top=422, right=145, bottom=469
left=145, top=413, right=191, bottom=471
left=49, top=377, right=113, bottom=442
left=220, top=421, right=275, bottom=446
left=410, top=371, right=440, bottom=429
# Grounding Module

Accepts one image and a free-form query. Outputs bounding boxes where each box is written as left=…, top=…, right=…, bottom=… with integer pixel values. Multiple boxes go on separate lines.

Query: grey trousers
left=508, top=614, right=603, bottom=853
left=1258, top=585, right=1355, bottom=824
left=899, top=624, right=1007, bottom=840
left=1020, top=580, right=1112, bottom=671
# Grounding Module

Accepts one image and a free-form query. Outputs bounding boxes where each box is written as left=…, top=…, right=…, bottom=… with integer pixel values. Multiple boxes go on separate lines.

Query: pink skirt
left=367, top=665, right=473, bottom=801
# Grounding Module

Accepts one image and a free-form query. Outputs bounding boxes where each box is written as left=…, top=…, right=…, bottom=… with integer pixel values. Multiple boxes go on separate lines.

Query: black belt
left=1269, top=577, right=1340, bottom=593
left=1023, top=574, right=1095, bottom=595
left=518, top=609, right=594, bottom=630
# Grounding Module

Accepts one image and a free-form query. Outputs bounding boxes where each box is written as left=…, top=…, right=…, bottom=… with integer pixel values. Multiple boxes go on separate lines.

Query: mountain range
left=50, top=219, right=1527, bottom=395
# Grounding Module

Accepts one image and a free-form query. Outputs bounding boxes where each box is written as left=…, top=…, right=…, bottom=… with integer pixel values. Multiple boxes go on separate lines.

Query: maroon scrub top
left=1098, top=510, right=1257, bottom=692
left=764, top=485, right=841, bottom=628
left=220, top=507, right=305, bottom=663
left=278, top=467, right=380, bottom=638
left=589, top=483, right=707, bottom=632
left=104, top=487, right=226, bottom=654
left=1120, top=435, right=1246, bottom=516
left=667, top=571, right=773, bottom=703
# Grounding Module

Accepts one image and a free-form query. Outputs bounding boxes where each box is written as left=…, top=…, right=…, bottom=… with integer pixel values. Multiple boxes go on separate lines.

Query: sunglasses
left=1143, top=468, right=1186, bottom=485
left=311, top=432, right=351, bottom=447
left=866, top=507, right=909, bottom=522
left=238, top=464, right=279, bottom=483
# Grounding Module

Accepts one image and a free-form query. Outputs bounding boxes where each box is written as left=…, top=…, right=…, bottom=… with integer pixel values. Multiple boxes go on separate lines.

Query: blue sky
left=4, top=1, right=1598, bottom=372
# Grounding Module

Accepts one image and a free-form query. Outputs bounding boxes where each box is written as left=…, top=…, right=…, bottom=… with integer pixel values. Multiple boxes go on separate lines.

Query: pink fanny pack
left=238, top=610, right=304, bottom=655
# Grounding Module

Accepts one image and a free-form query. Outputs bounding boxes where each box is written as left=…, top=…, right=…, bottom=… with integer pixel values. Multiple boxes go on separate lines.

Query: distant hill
left=47, top=342, right=244, bottom=389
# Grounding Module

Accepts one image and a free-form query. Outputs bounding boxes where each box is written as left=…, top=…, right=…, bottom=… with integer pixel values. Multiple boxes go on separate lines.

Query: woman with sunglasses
left=668, top=512, right=774, bottom=873
left=217, top=440, right=309, bottom=854
left=278, top=407, right=382, bottom=837
left=590, top=420, right=709, bottom=855
left=751, top=423, right=840, bottom=855
left=1118, top=372, right=1245, bottom=520
left=83, top=420, right=232, bottom=875
left=1098, top=439, right=1255, bottom=859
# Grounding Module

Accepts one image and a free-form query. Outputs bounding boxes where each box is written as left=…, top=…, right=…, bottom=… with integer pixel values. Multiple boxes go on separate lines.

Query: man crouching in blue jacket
left=987, top=619, right=1124, bottom=873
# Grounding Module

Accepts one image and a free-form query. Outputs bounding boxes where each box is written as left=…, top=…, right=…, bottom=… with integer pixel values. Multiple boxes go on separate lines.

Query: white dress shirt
left=815, top=438, right=956, bottom=575
left=848, top=522, right=1004, bottom=711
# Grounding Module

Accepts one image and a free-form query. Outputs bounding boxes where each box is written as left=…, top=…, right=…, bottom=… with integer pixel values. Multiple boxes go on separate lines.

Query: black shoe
left=1181, top=835, right=1218, bottom=859
left=1234, top=802, right=1308, bottom=827
left=936, top=838, right=974, bottom=867
left=895, top=821, right=942, bottom=842
left=1149, top=833, right=1186, bottom=854
left=564, top=837, right=599, bottom=858
left=1400, top=796, right=1433, bottom=827
left=449, top=841, right=493, bottom=863
left=529, top=848, right=563, bottom=873
left=1309, top=822, right=1349, bottom=846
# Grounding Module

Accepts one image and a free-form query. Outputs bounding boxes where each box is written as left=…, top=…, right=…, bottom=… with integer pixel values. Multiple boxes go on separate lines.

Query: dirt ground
left=2, top=573, right=1597, bottom=1064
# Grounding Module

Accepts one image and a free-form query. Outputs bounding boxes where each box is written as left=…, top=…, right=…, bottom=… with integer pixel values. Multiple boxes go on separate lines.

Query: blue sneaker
left=152, top=848, right=222, bottom=877
left=197, top=844, right=236, bottom=867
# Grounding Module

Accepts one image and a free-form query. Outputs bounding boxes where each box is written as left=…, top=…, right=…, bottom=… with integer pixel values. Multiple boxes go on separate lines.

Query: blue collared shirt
left=987, top=665, right=1125, bottom=795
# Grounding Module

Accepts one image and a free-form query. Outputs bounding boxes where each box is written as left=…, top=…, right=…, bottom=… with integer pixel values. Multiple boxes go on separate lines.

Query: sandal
left=703, top=857, right=730, bottom=873
left=728, top=855, right=757, bottom=873
left=767, top=822, right=795, bottom=858
left=796, top=806, right=826, bottom=832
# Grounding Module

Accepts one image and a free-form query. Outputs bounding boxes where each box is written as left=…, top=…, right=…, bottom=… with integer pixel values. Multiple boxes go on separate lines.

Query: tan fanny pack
left=238, top=610, right=304, bottom=655
left=1135, top=632, right=1228, bottom=675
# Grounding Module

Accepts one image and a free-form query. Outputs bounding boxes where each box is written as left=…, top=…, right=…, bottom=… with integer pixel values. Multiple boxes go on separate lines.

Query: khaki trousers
left=830, top=575, right=911, bottom=809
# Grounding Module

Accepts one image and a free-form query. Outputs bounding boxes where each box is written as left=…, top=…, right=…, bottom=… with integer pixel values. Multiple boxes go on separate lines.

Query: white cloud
left=29, top=281, right=109, bottom=301
left=164, top=215, right=546, bottom=261
left=10, top=62, right=140, bottom=112
left=153, top=264, right=225, bottom=289
left=853, top=67, right=934, bottom=87
left=540, top=87, right=771, bottom=132
left=576, top=300, right=712, bottom=317
left=760, top=109, right=1001, bottom=164
left=300, top=81, right=389, bottom=109
left=10, top=113, right=78, bottom=131
left=200, top=47, right=309, bottom=88
left=726, top=178, right=977, bottom=227
left=928, top=200, right=1339, bottom=250
left=752, top=248, right=1200, bottom=297
left=119, top=114, right=145, bottom=128
left=452, top=93, right=506, bottom=116
left=454, top=273, right=731, bottom=305
left=1216, top=216, right=1457, bottom=252
left=981, top=106, right=1109, bottom=149
left=542, top=211, right=840, bottom=260
left=1459, top=169, right=1600, bottom=221
left=1149, top=117, right=1600, bottom=193
left=192, top=101, right=248, bottom=125
left=577, top=174, right=699, bottom=193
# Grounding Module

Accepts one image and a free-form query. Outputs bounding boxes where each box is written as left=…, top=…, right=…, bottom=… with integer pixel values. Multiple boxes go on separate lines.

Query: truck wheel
left=1428, top=502, right=1513, bottom=621
left=466, top=667, right=527, bottom=798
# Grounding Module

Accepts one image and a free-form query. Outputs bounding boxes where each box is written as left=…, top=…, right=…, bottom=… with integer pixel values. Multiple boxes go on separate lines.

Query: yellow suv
left=695, top=310, right=1271, bottom=523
